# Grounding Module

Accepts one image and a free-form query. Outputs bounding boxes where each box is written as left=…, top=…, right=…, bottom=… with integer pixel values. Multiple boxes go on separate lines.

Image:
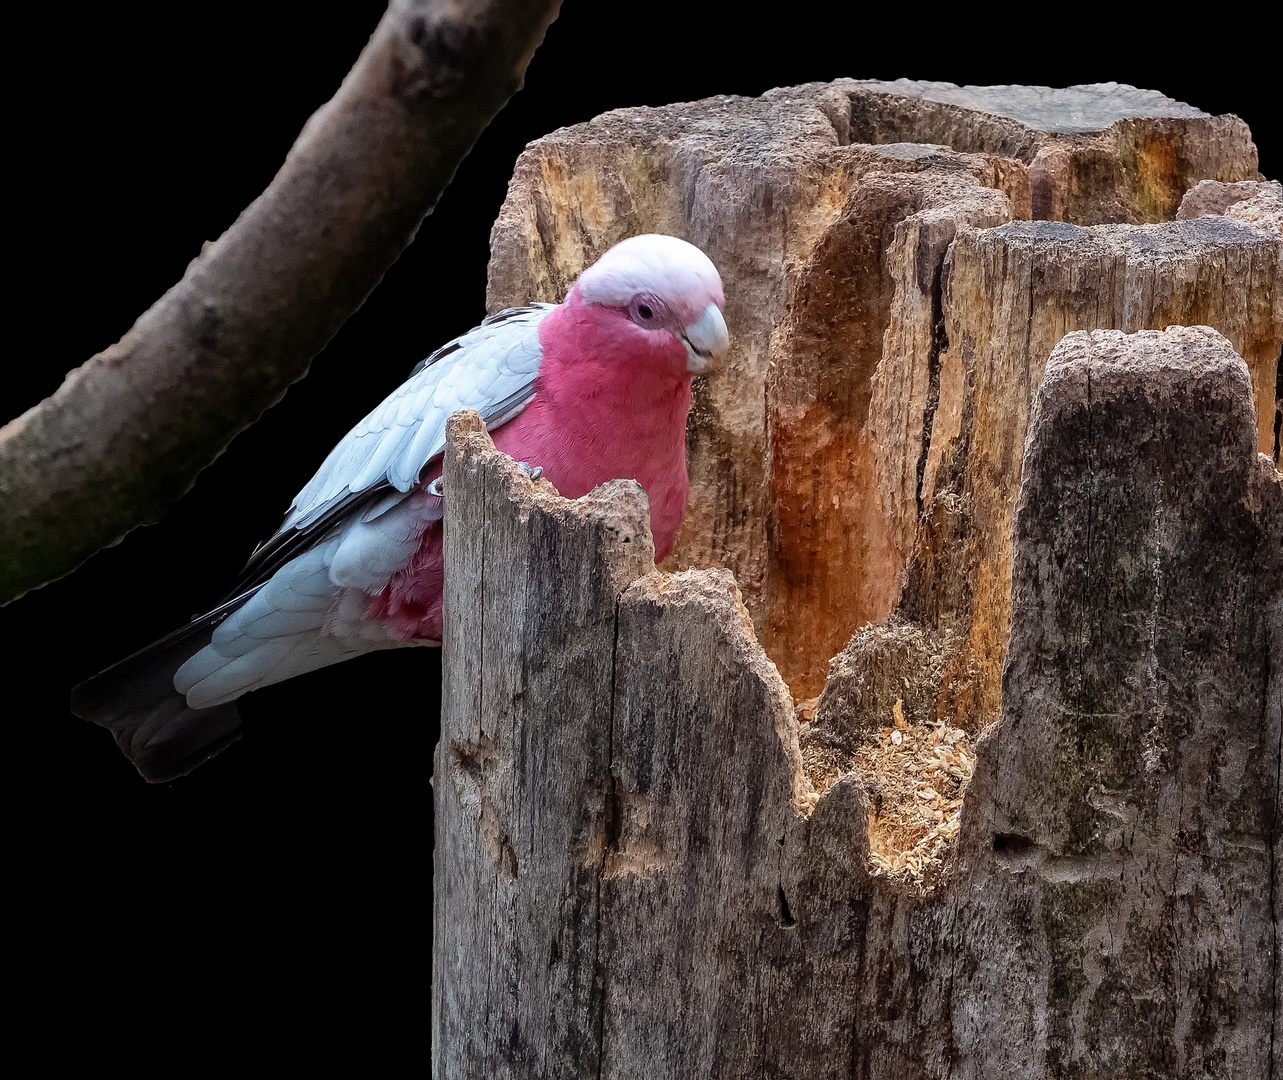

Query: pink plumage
left=497, top=282, right=700, bottom=552
left=372, top=282, right=708, bottom=641
left=73, top=235, right=729, bottom=781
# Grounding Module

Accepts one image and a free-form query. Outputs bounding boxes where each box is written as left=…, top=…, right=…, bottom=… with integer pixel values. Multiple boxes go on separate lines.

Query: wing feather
left=287, top=304, right=549, bottom=527
left=74, top=306, right=549, bottom=779
left=227, top=304, right=550, bottom=599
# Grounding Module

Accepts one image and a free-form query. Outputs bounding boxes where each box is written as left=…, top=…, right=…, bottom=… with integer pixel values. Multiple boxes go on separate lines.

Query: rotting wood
left=945, top=325, right=1281, bottom=1077
left=460, top=89, right=1283, bottom=1069
left=434, top=410, right=654, bottom=1079
left=434, top=324, right=1281, bottom=1077
left=896, top=212, right=1283, bottom=735
left=486, top=79, right=1277, bottom=713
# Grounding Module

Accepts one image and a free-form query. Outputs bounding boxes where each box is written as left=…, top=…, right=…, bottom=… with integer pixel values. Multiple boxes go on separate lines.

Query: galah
left=73, top=234, right=729, bottom=782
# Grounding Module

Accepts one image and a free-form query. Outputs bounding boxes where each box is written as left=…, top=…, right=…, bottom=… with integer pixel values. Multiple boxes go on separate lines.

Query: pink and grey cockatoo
left=73, top=234, right=729, bottom=782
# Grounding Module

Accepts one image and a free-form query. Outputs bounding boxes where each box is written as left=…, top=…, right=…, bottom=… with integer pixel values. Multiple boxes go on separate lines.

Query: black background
left=7, top=2, right=1276, bottom=1067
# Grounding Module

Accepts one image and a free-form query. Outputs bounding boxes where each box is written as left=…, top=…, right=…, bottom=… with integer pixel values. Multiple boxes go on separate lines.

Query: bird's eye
left=637, top=303, right=653, bottom=320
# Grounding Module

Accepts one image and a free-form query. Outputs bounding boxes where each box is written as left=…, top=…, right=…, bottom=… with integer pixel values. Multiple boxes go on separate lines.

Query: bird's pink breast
left=371, top=291, right=694, bottom=642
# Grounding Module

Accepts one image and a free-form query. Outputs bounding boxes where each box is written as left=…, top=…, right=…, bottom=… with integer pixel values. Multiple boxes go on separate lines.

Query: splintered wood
left=802, top=709, right=975, bottom=893
left=453, top=79, right=1282, bottom=1075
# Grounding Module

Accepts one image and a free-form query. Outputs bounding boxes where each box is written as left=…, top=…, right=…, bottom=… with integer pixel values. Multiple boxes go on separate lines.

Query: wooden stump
left=435, top=82, right=1282, bottom=1077
left=485, top=79, right=1276, bottom=707
left=434, top=323, right=1279, bottom=1075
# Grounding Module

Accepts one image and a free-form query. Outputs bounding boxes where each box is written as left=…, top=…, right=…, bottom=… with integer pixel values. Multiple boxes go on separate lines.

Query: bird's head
left=576, top=234, right=729, bottom=373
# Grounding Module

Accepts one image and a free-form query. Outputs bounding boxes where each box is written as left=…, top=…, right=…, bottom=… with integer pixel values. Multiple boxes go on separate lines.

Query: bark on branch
left=0, top=0, right=562, bottom=604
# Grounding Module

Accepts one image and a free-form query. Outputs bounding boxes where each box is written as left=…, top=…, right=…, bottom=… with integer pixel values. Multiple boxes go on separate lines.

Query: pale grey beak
left=682, top=303, right=730, bottom=373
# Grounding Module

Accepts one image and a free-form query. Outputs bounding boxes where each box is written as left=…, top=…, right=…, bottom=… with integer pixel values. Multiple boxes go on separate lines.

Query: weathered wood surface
left=1178, top=177, right=1282, bottom=234
left=945, top=325, right=1281, bottom=1076
left=439, top=81, right=1282, bottom=1076
left=896, top=214, right=1283, bottom=731
left=433, top=324, right=1281, bottom=1077
left=434, top=411, right=654, bottom=1078
left=486, top=78, right=1277, bottom=712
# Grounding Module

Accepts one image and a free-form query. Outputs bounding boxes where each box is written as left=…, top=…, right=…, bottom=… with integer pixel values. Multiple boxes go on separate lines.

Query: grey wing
left=75, top=304, right=554, bottom=776
left=228, top=304, right=552, bottom=596
left=291, top=304, right=552, bottom=526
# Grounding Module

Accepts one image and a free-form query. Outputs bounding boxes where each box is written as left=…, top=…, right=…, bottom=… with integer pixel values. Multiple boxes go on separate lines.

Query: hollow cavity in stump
left=481, top=78, right=1283, bottom=910
left=805, top=717, right=976, bottom=892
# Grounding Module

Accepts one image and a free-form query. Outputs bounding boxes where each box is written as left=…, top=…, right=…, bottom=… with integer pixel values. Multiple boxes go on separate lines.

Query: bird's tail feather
left=71, top=596, right=257, bottom=783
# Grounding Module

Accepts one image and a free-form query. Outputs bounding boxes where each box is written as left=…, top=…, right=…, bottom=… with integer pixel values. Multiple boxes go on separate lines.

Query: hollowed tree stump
left=434, top=81, right=1282, bottom=1078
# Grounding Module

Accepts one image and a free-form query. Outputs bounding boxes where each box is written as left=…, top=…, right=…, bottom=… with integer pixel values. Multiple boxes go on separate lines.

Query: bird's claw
left=428, top=463, right=539, bottom=496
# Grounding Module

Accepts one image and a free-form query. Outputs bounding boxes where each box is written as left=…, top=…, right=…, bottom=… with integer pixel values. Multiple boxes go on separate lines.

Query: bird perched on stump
left=73, top=234, right=729, bottom=782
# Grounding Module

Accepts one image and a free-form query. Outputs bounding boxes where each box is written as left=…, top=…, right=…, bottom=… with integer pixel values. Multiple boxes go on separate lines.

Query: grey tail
left=71, top=592, right=258, bottom=783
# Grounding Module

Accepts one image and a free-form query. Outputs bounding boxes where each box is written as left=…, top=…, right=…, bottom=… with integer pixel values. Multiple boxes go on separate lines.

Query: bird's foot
left=516, top=462, right=544, bottom=481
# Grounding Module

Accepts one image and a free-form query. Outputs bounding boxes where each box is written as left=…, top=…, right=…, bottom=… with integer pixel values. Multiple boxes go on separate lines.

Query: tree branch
left=0, top=0, right=562, bottom=604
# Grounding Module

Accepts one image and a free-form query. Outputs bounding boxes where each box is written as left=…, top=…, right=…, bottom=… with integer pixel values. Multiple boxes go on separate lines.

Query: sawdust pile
left=799, top=697, right=975, bottom=893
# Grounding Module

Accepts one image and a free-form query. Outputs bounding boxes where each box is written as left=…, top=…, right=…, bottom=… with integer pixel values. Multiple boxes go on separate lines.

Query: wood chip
left=836, top=719, right=977, bottom=893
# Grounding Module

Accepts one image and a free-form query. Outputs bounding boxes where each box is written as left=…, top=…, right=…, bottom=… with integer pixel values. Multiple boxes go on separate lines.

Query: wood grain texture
left=485, top=78, right=1275, bottom=707
left=944, top=326, right=1281, bottom=1077
left=441, top=82, right=1280, bottom=1075
left=434, top=410, right=654, bottom=1078
left=434, top=324, right=1280, bottom=1077
left=898, top=215, right=1283, bottom=733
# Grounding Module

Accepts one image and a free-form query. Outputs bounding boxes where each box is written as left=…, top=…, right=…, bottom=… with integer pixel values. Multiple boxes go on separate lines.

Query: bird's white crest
left=578, top=234, right=724, bottom=318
